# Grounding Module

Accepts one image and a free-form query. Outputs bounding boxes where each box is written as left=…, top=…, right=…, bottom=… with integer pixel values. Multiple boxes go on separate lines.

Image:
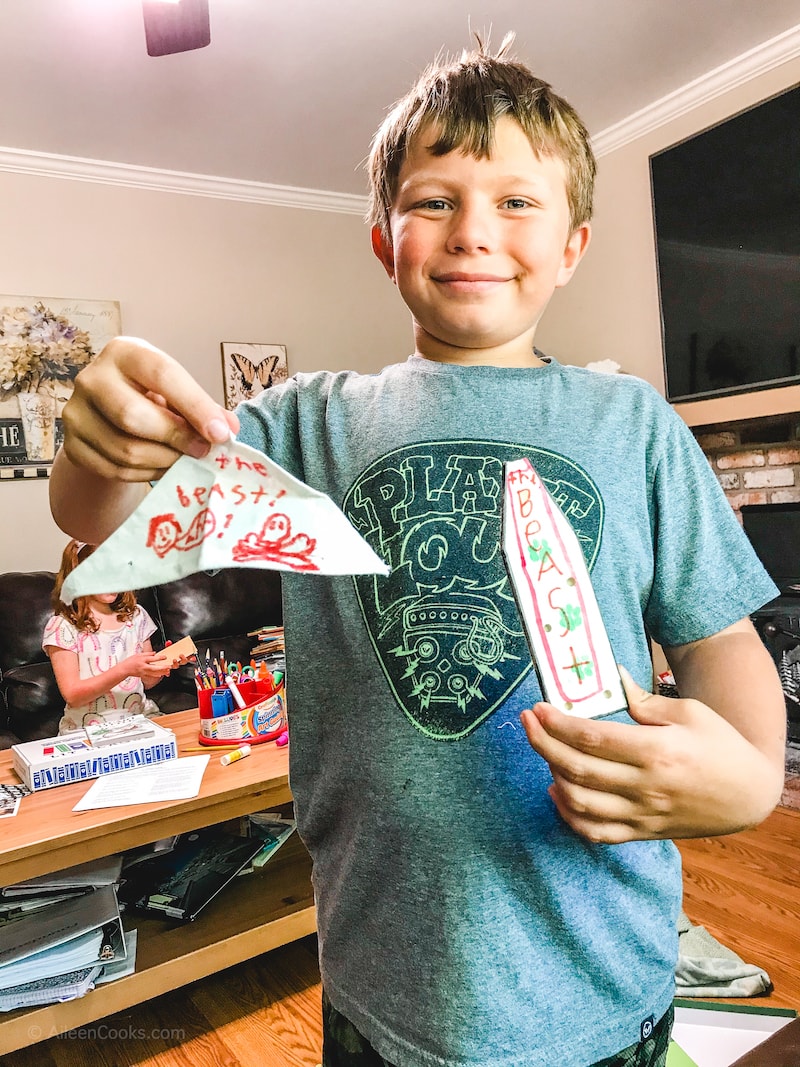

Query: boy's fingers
left=113, top=339, right=238, bottom=444
left=618, top=665, right=687, bottom=728
left=522, top=707, right=668, bottom=838
left=62, top=397, right=191, bottom=480
left=549, top=778, right=637, bottom=825
left=520, top=706, right=645, bottom=793
left=522, top=700, right=650, bottom=767
left=63, top=337, right=239, bottom=477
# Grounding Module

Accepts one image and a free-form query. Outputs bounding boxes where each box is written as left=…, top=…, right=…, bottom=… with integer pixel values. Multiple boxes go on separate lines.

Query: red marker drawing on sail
left=60, top=436, right=389, bottom=605
left=232, top=513, right=318, bottom=571
left=501, top=458, right=626, bottom=719
left=146, top=508, right=216, bottom=557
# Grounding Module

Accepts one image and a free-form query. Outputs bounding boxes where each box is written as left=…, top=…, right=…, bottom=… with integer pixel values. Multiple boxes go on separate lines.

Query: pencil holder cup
left=197, top=677, right=286, bottom=745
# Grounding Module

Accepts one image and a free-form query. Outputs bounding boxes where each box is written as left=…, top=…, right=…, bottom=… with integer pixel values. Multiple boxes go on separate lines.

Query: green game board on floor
left=666, top=1041, right=699, bottom=1067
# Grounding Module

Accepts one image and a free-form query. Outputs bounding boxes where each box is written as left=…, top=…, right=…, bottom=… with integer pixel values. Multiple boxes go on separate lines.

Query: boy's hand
left=61, top=336, right=239, bottom=482
left=520, top=667, right=783, bottom=843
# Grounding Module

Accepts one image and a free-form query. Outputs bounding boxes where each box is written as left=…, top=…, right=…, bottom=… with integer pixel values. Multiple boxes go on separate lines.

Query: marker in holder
left=211, top=689, right=234, bottom=717
left=225, top=675, right=247, bottom=709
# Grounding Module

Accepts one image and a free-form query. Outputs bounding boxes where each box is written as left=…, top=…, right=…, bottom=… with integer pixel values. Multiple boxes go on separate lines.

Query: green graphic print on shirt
left=342, top=440, right=604, bottom=739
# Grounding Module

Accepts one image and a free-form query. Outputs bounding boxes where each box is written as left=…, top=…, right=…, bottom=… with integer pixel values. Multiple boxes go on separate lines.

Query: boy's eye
left=417, top=198, right=451, bottom=211
left=502, top=197, right=532, bottom=210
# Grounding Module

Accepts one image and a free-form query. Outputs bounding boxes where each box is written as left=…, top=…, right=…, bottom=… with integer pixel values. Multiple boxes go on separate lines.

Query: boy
left=51, top=38, right=785, bottom=1067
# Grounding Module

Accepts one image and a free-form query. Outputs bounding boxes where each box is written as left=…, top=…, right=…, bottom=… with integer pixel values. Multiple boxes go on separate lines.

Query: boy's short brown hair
left=367, top=34, right=596, bottom=239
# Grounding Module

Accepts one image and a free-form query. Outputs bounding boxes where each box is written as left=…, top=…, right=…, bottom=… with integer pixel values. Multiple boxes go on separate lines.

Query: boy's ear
left=371, top=226, right=396, bottom=281
left=555, top=222, right=592, bottom=289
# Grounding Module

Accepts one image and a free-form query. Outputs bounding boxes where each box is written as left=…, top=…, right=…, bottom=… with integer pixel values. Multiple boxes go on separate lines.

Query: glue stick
left=220, top=744, right=251, bottom=766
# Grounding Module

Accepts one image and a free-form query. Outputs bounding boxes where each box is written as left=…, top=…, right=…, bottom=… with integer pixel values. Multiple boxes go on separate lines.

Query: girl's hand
left=123, top=652, right=173, bottom=685
left=520, top=667, right=784, bottom=843
left=60, top=336, right=239, bottom=483
left=48, top=646, right=172, bottom=707
left=150, top=648, right=194, bottom=670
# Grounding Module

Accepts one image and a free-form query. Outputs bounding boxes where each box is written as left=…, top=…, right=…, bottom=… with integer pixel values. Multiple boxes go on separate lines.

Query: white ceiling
left=1, top=0, right=799, bottom=198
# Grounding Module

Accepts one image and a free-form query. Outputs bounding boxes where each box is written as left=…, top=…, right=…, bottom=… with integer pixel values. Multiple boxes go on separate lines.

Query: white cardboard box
left=672, top=1001, right=797, bottom=1066
left=12, top=720, right=178, bottom=791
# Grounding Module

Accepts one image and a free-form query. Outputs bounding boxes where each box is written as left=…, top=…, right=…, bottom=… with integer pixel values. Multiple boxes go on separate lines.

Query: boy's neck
left=413, top=333, right=547, bottom=369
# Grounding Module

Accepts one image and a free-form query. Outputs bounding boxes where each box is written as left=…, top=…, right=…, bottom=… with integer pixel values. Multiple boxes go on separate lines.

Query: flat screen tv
left=650, top=84, right=800, bottom=403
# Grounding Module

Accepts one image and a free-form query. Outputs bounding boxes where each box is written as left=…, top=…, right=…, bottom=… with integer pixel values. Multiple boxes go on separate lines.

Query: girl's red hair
left=52, top=540, right=138, bottom=632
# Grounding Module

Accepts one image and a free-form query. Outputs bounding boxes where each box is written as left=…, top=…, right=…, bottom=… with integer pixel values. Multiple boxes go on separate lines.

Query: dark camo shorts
left=321, top=990, right=673, bottom=1067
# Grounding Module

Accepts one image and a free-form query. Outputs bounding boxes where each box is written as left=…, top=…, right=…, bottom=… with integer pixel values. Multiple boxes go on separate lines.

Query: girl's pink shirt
left=42, top=605, right=158, bottom=733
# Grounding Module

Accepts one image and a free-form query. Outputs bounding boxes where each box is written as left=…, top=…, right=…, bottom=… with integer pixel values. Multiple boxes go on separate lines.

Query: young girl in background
left=43, top=539, right=172, bottom=734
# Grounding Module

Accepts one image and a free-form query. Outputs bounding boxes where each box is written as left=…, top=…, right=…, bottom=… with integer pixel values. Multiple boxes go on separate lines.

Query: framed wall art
left=221, top=342, right=288, bottom=411
left=0, top=296, right=121, bottom=480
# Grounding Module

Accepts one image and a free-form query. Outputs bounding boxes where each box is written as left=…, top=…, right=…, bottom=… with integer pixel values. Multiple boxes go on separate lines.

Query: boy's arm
left=50, top=450, right=149, bottom=546
left=520, top=618, right=786, bottom=843
left=664, top=618, right=786, bottom=775
left=51, top=337, right=238, bottom=543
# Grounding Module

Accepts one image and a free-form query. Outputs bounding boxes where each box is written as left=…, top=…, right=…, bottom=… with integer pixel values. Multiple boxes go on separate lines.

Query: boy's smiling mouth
left=432, top=272, right=511, bottom=292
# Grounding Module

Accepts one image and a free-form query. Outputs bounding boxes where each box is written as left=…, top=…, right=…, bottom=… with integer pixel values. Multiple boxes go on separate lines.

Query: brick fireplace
left=694, top=413, right=800, bottom=518
left=692, top=413, right=800, bottom=749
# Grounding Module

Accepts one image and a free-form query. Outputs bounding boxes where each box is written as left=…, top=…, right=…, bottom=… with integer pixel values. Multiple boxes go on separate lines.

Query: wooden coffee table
left=0, top=710, right=315, bottom=1053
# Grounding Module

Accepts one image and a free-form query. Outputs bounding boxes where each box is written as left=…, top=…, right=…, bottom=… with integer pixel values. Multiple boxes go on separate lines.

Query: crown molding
left=2, top=24, right=799, bottom=200
left=0, top=146, right=369, bottom=215
left=592, top=23, right=800, bottom=157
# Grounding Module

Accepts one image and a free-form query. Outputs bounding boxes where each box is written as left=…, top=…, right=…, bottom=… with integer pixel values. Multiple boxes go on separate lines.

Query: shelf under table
left=0, top=710, right=316, bottom=1053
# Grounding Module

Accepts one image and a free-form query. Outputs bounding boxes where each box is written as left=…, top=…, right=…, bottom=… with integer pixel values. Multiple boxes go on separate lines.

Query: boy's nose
left=445, top=205, right=495, bottom=254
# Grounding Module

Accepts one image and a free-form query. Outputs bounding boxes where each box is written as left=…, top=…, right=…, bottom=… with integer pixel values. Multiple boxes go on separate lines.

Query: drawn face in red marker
left=146, top=515, right=181, bottom=558
left=261, top=513, right=290, bottom=544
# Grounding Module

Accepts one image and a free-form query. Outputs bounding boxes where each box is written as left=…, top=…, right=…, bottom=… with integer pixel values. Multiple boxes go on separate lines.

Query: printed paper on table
left=72, top=755, right=210, bottom=811
left=501, top=458, right=627, bottom=719
left=61, top=436, right=390, bottom=603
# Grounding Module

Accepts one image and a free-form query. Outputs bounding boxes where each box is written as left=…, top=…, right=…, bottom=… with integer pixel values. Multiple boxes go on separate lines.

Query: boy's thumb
left=618, top=665, right=674, bottom=727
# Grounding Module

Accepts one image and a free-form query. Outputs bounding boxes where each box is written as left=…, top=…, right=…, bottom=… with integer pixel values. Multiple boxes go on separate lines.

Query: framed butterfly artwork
left=220, top=342, right=288, bottom=410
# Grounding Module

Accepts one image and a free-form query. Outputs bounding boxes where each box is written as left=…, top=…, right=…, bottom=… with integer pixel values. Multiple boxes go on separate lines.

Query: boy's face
left=371, top=115, right=590, bottom=366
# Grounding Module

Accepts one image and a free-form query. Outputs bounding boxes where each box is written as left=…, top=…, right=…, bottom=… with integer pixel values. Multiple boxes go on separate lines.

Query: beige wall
left=0, top=172, right=411, bottom=573
left=4, top=53, right=799, bottom=573
left=536, top=55, right=800, bottom=408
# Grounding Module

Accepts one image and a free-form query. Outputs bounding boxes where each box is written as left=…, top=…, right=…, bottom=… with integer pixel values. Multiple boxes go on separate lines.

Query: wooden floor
left=8, top=806, right=799, bottom=1067
left=7, top=935, right=325, bottom=1067
left=678, top=804, right=800, bottom=1011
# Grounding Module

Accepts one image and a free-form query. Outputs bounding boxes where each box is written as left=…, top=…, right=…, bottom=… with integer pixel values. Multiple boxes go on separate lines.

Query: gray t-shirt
left=237, top=355, right=777, bottom=1067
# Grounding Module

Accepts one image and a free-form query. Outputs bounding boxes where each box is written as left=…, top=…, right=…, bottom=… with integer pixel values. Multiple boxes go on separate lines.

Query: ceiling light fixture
left=142, top=0, right=211, bottom=57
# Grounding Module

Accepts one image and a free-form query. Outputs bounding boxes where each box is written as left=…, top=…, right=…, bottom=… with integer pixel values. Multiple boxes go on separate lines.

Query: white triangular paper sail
left=61, top=437, right=389, bottom=603
left=501, top=458, right=627, bottom=719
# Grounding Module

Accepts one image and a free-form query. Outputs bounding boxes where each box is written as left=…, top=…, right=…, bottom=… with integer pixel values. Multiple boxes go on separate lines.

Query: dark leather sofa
left=0, top=568, right=282, bottom=748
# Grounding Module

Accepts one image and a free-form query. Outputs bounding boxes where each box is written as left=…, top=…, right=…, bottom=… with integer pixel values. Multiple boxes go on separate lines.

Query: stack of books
left=247, top=625, right=285, bottom=673
left=0, top=856, right=133, bottom=1012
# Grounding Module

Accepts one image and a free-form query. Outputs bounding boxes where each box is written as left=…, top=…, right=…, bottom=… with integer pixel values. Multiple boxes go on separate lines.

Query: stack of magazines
left=247, top=625, right=285, bottom=674
left=0, top=815, right=297, bottom=1009
left=0, top=856, right=134, bottom=1012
